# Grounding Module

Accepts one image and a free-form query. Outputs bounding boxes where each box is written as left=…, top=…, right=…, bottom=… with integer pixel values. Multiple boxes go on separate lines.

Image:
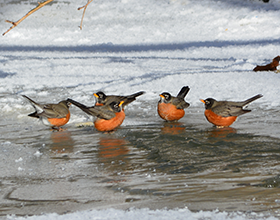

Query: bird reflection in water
left=98, top=137, right=130, bottom=184
left=161, top=122, right=185, bottom=135
left=50, top=131, right=74, bottom=153
left=98, top=137, right=129, bottom=160
left=207, top=127, right=237, bottom=139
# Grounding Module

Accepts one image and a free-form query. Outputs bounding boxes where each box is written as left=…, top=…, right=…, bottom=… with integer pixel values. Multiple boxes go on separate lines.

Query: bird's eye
left=205, top=100, right=210, bottom=105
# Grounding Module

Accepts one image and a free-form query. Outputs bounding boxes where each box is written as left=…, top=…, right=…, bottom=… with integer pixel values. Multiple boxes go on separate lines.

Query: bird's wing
left=172, top=98, right=190, bottom=109
left=68, top=98, right=115, bottom=120
left=87, top=106, right=116, bottom=120
left=212, top=102, right=250, bottom=117
left=39, top=104, right=68, bottom=118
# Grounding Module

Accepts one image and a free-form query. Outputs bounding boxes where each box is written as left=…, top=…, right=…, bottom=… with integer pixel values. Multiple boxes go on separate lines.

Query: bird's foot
left=51, top=127, right=67, bottom=132
left=215, top=125, right=227, bottom=129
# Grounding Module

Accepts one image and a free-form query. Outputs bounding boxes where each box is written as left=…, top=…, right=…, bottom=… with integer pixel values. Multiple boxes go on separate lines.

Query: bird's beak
left=159, top=94, right=165, bottom=98
left=200, top=99, right=205, bottom=104
left=93, top=93, right=99, bottom=98
left=119, top=101, right=125, bottom=107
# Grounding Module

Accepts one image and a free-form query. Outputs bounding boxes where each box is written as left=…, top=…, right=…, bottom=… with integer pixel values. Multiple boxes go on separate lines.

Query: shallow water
left=1, top=105, right=280, bottom=218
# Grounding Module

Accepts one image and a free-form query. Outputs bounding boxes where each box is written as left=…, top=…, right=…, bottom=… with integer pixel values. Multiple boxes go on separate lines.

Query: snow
left=1, top=0, right=280, bottom=219
left=5, top=208, right=279, bottom=220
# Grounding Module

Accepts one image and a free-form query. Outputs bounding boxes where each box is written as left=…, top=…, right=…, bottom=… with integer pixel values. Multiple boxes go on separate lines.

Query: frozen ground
left=1, top=0, right=280, bottom=219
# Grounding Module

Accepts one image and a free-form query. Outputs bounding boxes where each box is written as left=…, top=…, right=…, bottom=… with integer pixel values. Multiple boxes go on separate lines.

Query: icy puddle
left=1, top=108, right=280, bottom=218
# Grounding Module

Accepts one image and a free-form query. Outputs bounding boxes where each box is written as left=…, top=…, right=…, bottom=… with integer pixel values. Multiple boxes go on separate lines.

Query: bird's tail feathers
left=127, top=91, right=145, bottom=99
left=243, top=94, right=263, bottom=106
left=22, top=95, right=44, bottom=114
left=67, top=98, right=94, bottom=116
left=27, top=112, right=40, bottom=118
left=67, top=98, right=88, bottom=109
left=177, top=86, right=190, bottom=99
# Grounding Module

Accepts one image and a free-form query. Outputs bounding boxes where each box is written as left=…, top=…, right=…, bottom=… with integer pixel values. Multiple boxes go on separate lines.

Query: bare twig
left=78, top=0, right=93, bottom=30
left=3, top=0, right=54, bottom=36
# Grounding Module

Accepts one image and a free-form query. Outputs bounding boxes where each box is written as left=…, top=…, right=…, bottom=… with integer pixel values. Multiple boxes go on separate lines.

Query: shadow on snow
left=1, top=38, right=280, bottom=53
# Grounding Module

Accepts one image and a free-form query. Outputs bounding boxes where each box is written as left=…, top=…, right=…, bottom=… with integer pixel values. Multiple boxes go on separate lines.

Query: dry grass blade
left=3, top=0, right=54, bottom=36
left=78, top=0, right=93, bottom=30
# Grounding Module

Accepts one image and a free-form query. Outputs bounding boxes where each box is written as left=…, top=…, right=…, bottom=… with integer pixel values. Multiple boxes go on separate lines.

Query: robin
left=253, top=56, right=280, bottom=72
left=22, top=95, right=71, bottom=131
left=93, top=91, right=145, bottom=108
left=157, top=86, right=190, bottom=121
left=67, top=98, right=125, bottom=132
left=200, top=94, right=263, bottom=127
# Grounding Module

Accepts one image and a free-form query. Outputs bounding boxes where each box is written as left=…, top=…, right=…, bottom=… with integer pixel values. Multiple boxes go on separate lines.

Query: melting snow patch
left=34, top=151, right=43, bottom=157
left=18, top=167, right=24, bottom=171
left=15, top=157, right=23, bottom=163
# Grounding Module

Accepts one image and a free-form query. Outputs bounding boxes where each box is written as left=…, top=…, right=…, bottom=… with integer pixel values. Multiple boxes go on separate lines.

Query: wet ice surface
left=1, top=0, right=280, bottom=219
left=1, top=102, right=280, bottom=218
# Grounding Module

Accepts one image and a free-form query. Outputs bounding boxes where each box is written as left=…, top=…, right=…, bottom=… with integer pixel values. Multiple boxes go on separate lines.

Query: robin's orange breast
left=204, top=109, right=237, bottom=127
left=158, top=103, right=185, bottom=121
left=47, top=112, right=70, bottom=127
left=94, top=110, right=125, bottom=132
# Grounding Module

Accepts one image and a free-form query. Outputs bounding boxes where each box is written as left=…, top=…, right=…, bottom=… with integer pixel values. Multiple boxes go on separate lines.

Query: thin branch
left=78, top=0, right=93, bottom=30
left=3, top=0, right=54, bottom=36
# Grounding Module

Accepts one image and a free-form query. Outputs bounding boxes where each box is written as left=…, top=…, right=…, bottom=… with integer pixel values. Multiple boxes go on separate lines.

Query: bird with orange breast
left=93, top=91, right=145, bottom=108
left=157, top=86, right=190, bottom=121
left=67, top=98, right=125, bottom=132
left=22, top=95, right=71, bottom=131
left=200, top=94, right=263, bottom=128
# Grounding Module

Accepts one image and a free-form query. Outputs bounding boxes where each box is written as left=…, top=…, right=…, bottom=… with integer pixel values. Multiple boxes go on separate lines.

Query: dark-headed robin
left=157, top=86, right=190, bottom=121
left=200, top=94, right=263, bottom=128
left=22, top=95, right=71, bottom=131
left=67, top=98, right=125, bottom=132
left=93, top=91, right=145, bottom=108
